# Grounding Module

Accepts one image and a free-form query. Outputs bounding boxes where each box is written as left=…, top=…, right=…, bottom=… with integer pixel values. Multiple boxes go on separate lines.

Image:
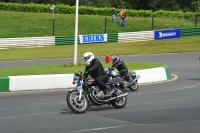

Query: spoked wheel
left=111, top=89, right=127, bottom=108
left=129, top=82, right=138, bottom=91
left=66, top=90, right=89, bottom=114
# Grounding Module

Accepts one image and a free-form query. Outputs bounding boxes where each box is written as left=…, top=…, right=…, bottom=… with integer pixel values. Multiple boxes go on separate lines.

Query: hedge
left=0, top=2, right=199, bottom=18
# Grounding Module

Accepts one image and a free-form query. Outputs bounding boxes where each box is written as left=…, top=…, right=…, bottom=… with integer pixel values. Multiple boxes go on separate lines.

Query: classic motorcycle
left=66, top=71, right=128, bottom=114
left=105, top=68, right=140, bottom=91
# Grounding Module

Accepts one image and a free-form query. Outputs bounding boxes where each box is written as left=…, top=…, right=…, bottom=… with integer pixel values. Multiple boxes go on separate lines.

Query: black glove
left=84, top=68, right=92, bottom=74
left=84, top=71, right=88, bottom=75
left=87, top=68, right=93, bottom=73
left=112, top=64, right=117, bottom=68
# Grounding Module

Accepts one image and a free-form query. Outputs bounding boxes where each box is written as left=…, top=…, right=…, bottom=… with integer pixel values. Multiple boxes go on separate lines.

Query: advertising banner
left=154, top=29, right=180, bottom=40
left=79, top=34, right=107, bottom=44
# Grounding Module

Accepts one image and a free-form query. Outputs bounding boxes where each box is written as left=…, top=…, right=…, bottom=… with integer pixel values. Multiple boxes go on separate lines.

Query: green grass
left=0, top=62, right=163, bottom=76
left=0, top=11, right=199, bottom=38
left=0, top=36, right=199, bottom=61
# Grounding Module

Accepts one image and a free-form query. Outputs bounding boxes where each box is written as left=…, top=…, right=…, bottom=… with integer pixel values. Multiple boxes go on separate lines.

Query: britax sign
left=79, top=34, right=107, bottom=44
left=154, top=29, right=180, bottom=40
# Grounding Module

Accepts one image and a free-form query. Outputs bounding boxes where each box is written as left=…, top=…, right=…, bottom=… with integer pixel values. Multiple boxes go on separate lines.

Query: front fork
left=77, top=79, right=83, bottom=101
left=78, top=88, right=83, bottom=101
left=71, top=79, right=84, bottom=101
left=69, top=87, right=83, bottom=101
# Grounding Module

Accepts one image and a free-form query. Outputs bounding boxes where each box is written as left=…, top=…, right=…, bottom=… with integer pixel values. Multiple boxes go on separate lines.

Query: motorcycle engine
left=91, top=86, right=104, bottom=99
left=91, top=86, right=99, bottom=92
left=96, top=91, right=104, bottom=99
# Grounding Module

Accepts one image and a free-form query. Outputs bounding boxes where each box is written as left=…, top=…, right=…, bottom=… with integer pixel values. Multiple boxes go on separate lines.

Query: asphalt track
left=0, top=52, right=200, bottom=133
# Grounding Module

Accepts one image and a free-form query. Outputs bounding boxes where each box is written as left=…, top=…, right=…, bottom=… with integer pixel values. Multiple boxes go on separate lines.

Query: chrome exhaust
left=130, top=75, right=140, bottom=85
left=105, top=93, right=128, bottom=102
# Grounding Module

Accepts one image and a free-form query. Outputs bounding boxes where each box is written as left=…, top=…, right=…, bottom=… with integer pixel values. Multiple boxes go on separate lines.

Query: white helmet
left=111, top=55, right=119, bottom=65
left=83, top=52, right=94, bottom=66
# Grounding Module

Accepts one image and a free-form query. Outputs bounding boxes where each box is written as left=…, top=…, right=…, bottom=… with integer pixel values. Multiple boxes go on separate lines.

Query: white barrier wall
left=0, top=36, right=55, bottom=48
left=0, top=30, right=154, bottom=48
left=7, top=67, right=169, bottom=91
left=135, top=67, right=167, bottom=84
left=9, top=74, right=75, bottom=91
left=118, top=31, right=154, bottom=43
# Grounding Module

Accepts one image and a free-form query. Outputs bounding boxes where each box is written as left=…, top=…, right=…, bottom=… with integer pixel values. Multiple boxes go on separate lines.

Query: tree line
left=0, top=0, right=199, bottom=12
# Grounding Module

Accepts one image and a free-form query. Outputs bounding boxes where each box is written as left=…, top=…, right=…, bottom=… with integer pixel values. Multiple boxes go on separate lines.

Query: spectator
left=121, top=12, right=127, bottom=27
left=111, top=7, right=116, bottom=22
left=119, top=9, right=124, bottom=26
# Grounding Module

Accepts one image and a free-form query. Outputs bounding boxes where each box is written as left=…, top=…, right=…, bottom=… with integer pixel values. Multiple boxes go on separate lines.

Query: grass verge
left=0, top=62, right=163, bottom=76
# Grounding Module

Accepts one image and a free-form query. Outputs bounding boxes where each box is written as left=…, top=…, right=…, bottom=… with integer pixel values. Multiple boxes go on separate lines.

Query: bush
left=0, top=2, right=198, bottom=18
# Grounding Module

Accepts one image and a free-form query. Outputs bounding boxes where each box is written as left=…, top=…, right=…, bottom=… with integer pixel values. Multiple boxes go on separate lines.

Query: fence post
left=104, top=17, right=107, bottom=33
left=195, top=14, right=198, bottom=27
left=152, top=12, right=154, bottom=30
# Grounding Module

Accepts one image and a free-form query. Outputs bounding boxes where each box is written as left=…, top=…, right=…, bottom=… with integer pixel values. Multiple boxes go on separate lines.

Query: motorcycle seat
left=106, top=78, right=123, bottom=85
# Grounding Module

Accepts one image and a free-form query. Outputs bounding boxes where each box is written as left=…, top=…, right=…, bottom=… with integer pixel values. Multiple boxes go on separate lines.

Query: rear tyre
left=111, top=89, right=127, bottom=108
left=129, top=82, right=138, bottom=91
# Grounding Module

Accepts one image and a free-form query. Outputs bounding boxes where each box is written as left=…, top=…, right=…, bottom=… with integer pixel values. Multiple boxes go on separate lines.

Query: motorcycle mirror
left=79, top=71, right=82, bottom=75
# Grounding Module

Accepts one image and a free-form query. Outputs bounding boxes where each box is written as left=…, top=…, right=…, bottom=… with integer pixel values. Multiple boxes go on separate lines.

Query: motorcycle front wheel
left=111, top=89, right=127, bottom=108
left=66, top=90, right=89, bottom=114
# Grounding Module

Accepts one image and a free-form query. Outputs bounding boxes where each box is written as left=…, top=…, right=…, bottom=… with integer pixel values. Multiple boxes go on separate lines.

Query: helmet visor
left=111, top=58, right=117, bottom=63
left=84, top=55, right=91, bottom=62
left=111, top=56, right=119, bottom=64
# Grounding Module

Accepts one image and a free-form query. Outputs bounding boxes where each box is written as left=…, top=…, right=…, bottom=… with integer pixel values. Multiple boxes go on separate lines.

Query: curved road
left=0, top=52, right=200, bottom=133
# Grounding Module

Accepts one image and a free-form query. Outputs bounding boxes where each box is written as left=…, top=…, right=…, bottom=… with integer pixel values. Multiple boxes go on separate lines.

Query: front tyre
left=66, top=90, right=88, bottom=114
left=129, top=82, right=138, bottom=91
left=111, top=89, right=127, bottom=108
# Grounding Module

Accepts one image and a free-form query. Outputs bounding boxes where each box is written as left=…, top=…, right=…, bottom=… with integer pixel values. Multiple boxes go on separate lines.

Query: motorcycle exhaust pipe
left=105, top=93, right=128, bottom=102
left=130, top=75, right=140, bottom=85
left=134, top=75, right=140, bottom=82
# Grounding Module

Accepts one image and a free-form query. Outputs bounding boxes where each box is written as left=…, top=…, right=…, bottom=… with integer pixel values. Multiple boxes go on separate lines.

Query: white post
left=74, top=0, right=79, bottom=66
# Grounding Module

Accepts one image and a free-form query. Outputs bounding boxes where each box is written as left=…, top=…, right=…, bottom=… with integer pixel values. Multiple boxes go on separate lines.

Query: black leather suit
left=112, top=59, right=129, bottom=78
left=84, top=58, right=108, bottom=94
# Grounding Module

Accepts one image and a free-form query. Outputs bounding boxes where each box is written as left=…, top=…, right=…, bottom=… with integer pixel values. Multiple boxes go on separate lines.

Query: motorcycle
left=66, top=71, right=128, bottom=114
left=105, top=68, right=140, bottom=91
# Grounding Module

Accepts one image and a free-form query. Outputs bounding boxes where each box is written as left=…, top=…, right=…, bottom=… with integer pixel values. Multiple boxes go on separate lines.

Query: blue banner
left=79, top=34, right=107, bottom=44
left=154, top=29, right=180, bottom=40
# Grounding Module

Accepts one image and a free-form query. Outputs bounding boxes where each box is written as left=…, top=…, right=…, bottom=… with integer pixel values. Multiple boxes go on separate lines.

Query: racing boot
left=125, top=74, right=132, bottom=84
left=103, top=88, right=112, bottom=98
left=128, top=75, right=133, bottom=84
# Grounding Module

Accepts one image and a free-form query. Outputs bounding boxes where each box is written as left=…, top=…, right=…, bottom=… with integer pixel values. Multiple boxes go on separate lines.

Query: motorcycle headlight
left=73, top=75, right=79, bottom=84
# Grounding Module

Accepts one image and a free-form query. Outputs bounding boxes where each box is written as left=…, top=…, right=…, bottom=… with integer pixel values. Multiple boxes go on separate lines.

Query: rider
left=83, top=52, right=110, bottom=96
left=111, top=55, right=131, bottom=82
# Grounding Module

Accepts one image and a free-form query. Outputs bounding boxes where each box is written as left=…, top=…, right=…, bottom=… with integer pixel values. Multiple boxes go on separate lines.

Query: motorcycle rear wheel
left=111, top=89, right=127, bottom=108
left=129, top=82, right=138, bottom=91
left=66, top=90, right=89, bottom=114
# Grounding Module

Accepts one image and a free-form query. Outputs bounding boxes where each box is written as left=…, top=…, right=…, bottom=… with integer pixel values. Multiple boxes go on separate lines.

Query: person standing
left=111, top=7, right=116, bottom=22
left=119, top=9, right=124, bottom=26
left=121, top=12, right=127, bottom=27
